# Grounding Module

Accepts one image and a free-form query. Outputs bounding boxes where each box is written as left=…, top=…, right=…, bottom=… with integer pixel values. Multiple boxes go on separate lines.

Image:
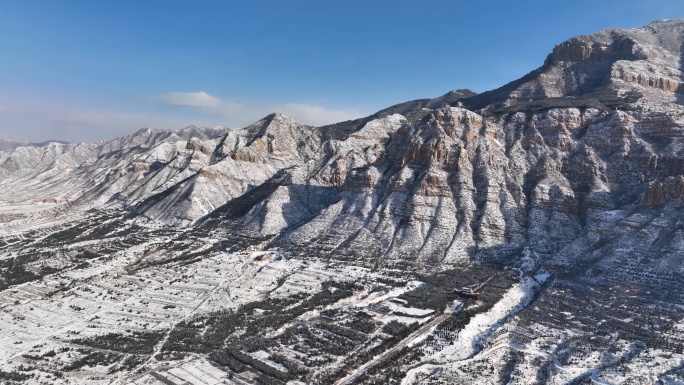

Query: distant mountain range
left=1, top=19, right=683, bottom=384
left=3, top=20, right=684, bottom=271
left=0, top=138, right=70, bottom=151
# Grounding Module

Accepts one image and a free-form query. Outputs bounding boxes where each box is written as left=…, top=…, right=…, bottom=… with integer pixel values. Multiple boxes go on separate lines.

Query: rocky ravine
left=1, top=19, right=684, bottom=385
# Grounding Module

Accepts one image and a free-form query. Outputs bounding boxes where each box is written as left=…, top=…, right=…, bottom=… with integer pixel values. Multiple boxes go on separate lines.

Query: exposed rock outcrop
left=1, top=20, right=683, bottom=275
left=640, top=175, right=684, bottom=207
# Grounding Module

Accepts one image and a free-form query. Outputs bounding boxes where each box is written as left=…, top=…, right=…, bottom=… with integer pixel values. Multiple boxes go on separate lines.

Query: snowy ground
left=1, top=206, right=683, bottom=384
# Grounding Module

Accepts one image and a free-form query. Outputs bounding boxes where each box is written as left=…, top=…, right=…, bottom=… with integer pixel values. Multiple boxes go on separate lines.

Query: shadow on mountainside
left=198, top=176, right=343, bottom=233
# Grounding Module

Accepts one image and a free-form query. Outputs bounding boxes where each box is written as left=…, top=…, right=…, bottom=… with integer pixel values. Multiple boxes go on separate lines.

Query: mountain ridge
left=1, top=19, right=684, bottom=385
left=1, top=21, right=683, bottom=266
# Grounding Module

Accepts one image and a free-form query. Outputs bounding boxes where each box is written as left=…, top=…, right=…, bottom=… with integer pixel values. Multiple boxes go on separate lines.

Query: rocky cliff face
left=1, top=20, right=683, bottom=278
left=1, top=19, right=684, bottom=385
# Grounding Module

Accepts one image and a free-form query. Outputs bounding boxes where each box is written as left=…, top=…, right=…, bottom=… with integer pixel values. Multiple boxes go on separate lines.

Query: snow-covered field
left=0, top=190, right=683, bottom=385
left=0, top=207, right=453, bottom=384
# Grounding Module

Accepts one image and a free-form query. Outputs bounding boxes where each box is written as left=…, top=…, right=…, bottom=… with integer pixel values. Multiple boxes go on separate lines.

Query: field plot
left=130, top=359, right=240, bottom=385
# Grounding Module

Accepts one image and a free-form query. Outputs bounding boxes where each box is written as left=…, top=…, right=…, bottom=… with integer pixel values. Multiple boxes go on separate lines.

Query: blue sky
left=1, top=0, right=683, bottom=142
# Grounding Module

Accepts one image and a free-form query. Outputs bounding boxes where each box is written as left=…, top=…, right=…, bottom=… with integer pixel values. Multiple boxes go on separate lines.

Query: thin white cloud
left=49, top=110, right=210, bottom=141
left=0, top=92, right=369, bottom=143
left=0, top=97, right=210, bottom=142
left=152, top=91, right=364, bottom=126
left=279, top=103, right=362, bottom=126
left=151, top=91, right=223, bottom=108
left=150, top=91, right=252, bottom=119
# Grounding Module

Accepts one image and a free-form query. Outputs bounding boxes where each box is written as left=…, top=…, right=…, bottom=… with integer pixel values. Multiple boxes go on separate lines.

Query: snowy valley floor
left=0, top=205, right=683, bottom=385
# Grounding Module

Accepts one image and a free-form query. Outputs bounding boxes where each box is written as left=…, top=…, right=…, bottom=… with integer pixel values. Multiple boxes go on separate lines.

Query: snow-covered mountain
left=0, top=19, right=683, bottom=385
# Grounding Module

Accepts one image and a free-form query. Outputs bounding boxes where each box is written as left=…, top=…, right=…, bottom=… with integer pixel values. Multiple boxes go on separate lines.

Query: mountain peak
left=544, top=18, right=684, bottom=64
left=2, top=19, right=684, bottom=385
left=263, top=112, right=302, bottom=124
left=462, top=19, right=684, bottom=111
left=645, top=18, right=684, bottom=27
